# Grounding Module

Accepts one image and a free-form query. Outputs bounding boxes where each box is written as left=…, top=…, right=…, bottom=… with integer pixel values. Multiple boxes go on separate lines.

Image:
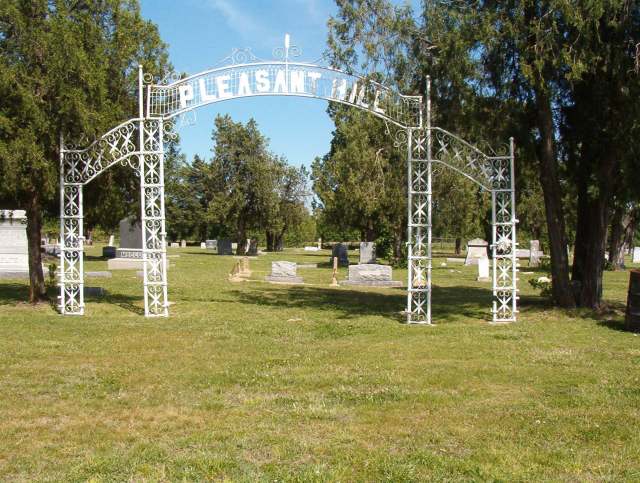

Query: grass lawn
left=0, top=245, right=639, bottom=481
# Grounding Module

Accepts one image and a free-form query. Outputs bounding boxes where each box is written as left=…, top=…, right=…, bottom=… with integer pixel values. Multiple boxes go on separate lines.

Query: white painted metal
left=58, top=36, right=517, bottom=323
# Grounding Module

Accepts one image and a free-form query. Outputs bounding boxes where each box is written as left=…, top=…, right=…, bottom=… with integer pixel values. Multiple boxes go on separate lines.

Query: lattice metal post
left=490, top=138, right=518, bottom=322
left=139, top=65, right=169, bottom=317
left=58, top=136, right=85, bottom=315
left=406, top=77, right=432, bottom=324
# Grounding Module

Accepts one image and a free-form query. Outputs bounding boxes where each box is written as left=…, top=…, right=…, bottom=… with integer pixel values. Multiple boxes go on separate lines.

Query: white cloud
left=207, top=0, right=261, bottom=37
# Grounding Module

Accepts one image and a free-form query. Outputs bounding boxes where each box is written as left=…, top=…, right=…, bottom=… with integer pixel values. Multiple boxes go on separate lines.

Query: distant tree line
left=164, top=115, right=312, bottom=255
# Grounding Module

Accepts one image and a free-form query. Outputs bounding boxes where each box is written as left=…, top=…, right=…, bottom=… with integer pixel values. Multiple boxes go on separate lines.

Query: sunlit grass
left=0, top=245, right=638, bottom=480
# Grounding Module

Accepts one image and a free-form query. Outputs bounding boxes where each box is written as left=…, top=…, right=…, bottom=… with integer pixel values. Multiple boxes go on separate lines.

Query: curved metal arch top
left=146, top=62, right=423, bottom=130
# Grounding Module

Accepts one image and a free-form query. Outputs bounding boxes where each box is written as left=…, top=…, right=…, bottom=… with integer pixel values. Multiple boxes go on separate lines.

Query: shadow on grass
left=92, top=291, right=145, bottom=316
left=224, top=284, right=494, bottom=323
left=0, top=282, right=29, bottom=305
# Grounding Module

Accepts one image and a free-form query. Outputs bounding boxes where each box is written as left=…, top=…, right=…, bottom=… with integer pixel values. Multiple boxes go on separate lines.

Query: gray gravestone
left=218, top=239, right=233, bottom=255
left=340, top=264, right=402, bottom=287
left=205, top=239, right=217, bottom=250
left=119, top=216, right=142, bottom=249
left=331, top=243, right=349, bottom=266
left=464, top=238, right=489, bottom=266
left=265, top=261, right=303, bottom=283
left=114, top=217, right=143, bottom=261
left=633, top=247, right=640, bottom=264
left=359, top=242, right=376, bottom=264
left=0, top=209, right=29, bottom=278
left=102, top=246, right=117, bottom=259
left=180, top=240, right=187, bottom=248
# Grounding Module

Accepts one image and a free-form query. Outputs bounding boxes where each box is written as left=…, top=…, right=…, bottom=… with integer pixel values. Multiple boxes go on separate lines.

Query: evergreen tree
left=0, top=0, right=168, bottom=302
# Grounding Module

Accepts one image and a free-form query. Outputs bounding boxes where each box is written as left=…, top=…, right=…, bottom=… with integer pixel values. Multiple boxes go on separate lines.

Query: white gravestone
left=359, top=242, right=376, bottom=264
left=265, top=261, right=303, bottom=283
left=529, top=240, right=543, bottom=267
left=0, top=209, right=29, bottom=278
left=477, top=257, right=490, bottom=282
left=340, top=264, right=402, bottom=287
left=633, top=247, right=640, bottom=264
left=108, top=234, right=115, bottom=246
left=180, top=240, right=187, bottom=248
left=464, top=238, right=489, bottom=266
left=200, top=242, right=206, bottom=249
left=205, top=239, right=217, bottom=250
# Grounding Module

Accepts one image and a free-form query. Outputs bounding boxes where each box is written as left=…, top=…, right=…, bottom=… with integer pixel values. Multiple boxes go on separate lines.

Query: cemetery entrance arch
left=59, top=39, right=518, bottom=323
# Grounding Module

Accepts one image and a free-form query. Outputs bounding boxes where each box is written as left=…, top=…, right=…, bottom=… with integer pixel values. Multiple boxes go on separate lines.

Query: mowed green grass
left=0, top=246, right=638, bottom=481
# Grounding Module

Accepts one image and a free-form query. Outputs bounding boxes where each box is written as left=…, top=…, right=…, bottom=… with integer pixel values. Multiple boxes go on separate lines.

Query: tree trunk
left=535, top=90, right=575, bottom=307
left=236, top=220, right=247, bottom=256
left=274, top=233, right=284, bottom=251
left=455, top=237, right=462, bottom=255
left=364, top=218, right=375, bottom=242
left=607, top=205, right=626, bottom=270
left=25, top=191, right=46, bottom=303
left=266, top=230, right=274, bottom=251
left=393, top=223, right=404, bottom=261
left=572, top=187, right=609, bottom=307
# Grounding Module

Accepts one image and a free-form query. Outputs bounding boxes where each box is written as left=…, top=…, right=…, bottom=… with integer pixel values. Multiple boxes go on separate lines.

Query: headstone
left=633, top=247, right=640, bottom=264
left=477, top=257, right=490, bottom=282
left=170, top=242, right=179, bottom=248
left=200, top=242, right=206, bottom=249
left=218, top=239, right=233, bottom=255
left=108, top=234, right=115, bottom=246
left=529, top=239, right=542, bottom=267
left=231, top=242, right=238, bottom=251
left=180, top=240, right=187, bottom=248
left=331, top=243, right=349, bottom=267
left=205, top=239, right=217, bottom=250
left=119, top=216, right=142, bottom=249
left=340, top=264, right=402, bottom=287
left=43, top=243, right=61, bottom=257
left=304, top=246, right=320, bottom=251
left=108, top=258, right=144, bottom=270
left=86, top=271, right=112, bottom=278
left=359, top=242, right=376, bottom=264
left=265, top=261, right=303, bottom=283
left=464, top=238, right=489, bottom=266
left=102, top=246, right=116, bottom=259
left=0, top=209, right=29, bottom=278
left=515, top=248, right=530, bottom=258
left=113, top=217, right=143, bottom=261
left=247, top=239, right=258, bottom=256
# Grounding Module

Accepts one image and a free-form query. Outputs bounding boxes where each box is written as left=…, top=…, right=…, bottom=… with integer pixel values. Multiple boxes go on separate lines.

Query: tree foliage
left=0, top=0, right=168, bottom=301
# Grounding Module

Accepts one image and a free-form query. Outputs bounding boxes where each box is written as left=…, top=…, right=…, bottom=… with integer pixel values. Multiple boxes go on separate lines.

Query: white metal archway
left=58, top=37, right=518, bottom=323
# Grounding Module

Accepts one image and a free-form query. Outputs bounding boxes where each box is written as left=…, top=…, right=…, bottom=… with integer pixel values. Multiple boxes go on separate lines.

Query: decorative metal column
left=139, top=118, right=169, bottom=317
left=490, top=138, right=519, bottom=322
left=58, top=137, right=85, bottom=315
left=138, top=66, right=169, bottom=317
left=406, top=78, right=432, bottom=324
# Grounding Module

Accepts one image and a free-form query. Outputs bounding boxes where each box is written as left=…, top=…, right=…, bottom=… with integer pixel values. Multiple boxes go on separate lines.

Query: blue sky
left=140, top=0, right=340, bottom=167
